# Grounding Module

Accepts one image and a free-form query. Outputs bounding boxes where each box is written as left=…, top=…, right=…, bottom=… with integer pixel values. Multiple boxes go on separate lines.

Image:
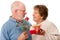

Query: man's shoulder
left=3, top=20, right=15, bottom=26
left=2, top=20, right=16, bottom=31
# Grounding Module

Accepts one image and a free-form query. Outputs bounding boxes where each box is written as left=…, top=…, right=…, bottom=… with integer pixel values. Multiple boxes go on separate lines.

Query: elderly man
left=1, top=1, right=32, bottom=40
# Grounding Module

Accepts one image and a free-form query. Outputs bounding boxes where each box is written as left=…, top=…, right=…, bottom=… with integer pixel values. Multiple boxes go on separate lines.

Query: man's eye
left=23, top=10, right=25, bottom=12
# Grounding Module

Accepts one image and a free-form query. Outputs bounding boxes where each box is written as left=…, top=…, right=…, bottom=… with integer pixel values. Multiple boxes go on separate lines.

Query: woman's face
left=33, top=9, right=43, bottom=22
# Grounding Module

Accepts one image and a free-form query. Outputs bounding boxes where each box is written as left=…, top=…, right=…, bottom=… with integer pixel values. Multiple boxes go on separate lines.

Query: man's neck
left=12, top=16, right=21, bottom=22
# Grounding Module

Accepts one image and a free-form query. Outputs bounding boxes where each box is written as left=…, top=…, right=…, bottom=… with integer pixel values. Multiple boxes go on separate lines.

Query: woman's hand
left=30, top=24, right=45, bottom=35
left=40, top=29, right=45, bottom=35
left=35, top=26, right=45, bottom=35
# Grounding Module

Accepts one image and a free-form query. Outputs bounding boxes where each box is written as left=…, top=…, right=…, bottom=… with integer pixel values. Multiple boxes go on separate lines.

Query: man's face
left=14, top=6, right=26, bottom=20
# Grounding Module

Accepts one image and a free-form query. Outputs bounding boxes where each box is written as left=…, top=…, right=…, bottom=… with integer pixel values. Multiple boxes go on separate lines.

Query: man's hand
left=17, top=31, right=28, bottom=40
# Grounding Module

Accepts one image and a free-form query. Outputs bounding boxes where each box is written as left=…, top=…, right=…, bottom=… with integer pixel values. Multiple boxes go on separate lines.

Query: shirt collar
left=9, top=16, right=17, bottom=23
left=9, top=16, right=25, bottom=23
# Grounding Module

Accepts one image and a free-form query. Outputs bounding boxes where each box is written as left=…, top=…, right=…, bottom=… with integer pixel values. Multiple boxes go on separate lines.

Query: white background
left=0, top=0, right=60, bottom=32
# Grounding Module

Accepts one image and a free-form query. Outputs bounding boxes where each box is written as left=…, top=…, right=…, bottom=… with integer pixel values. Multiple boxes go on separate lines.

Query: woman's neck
left=36, top=19, right=44, bottom=24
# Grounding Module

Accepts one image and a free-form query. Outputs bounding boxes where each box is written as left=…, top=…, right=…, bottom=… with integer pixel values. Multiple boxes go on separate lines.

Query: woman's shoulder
left=40, top=20, right=57, bottom=30
left=41, top=20, right=56, bottom=26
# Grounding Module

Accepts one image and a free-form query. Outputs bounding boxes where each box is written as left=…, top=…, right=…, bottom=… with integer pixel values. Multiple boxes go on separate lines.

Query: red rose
left=25, top=17, right=29, bottom=21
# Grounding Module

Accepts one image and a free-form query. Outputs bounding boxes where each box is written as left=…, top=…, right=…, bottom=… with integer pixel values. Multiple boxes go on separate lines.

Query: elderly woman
left=30, top=5, right=59, bottom=40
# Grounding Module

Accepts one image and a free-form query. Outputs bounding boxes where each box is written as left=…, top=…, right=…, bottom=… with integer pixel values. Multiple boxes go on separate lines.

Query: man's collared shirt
left=1, top=17, right=32, bottom=40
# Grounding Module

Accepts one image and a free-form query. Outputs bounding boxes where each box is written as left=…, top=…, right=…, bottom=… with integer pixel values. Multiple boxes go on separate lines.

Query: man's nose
left=33, top=13, right=35, bottom=16
left=24, top=12, right=26, bottom=15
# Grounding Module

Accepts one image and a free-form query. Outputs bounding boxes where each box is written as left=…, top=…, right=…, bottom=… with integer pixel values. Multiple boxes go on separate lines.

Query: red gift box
left=30, top=26, right=41, bottom=34
left=30, top=29, right=36, bottom=34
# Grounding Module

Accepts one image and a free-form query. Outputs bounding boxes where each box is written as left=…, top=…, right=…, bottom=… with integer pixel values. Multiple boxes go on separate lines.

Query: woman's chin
left=33, top=19, right=37, bottom=23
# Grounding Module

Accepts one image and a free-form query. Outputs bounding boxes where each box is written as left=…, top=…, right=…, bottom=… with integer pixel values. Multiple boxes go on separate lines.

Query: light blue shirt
left=1, top=17, right=32, bottom=40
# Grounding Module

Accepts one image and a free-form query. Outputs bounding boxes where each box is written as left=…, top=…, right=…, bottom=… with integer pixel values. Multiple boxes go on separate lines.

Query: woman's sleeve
left=46, top=22, right=59, bottom=40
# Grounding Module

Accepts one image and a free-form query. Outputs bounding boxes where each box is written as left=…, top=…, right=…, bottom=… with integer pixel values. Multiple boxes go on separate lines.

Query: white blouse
left=30, top=20, right=59, bottom=40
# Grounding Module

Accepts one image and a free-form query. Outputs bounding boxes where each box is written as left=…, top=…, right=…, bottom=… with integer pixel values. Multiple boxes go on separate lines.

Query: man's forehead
left=12, top=1, right=24, bottom=6
left=11, top=1, right=25, bottom=9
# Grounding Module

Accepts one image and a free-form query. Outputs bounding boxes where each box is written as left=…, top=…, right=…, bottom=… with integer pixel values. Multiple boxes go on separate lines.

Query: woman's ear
left=41, top=16, right=44, bottom=19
